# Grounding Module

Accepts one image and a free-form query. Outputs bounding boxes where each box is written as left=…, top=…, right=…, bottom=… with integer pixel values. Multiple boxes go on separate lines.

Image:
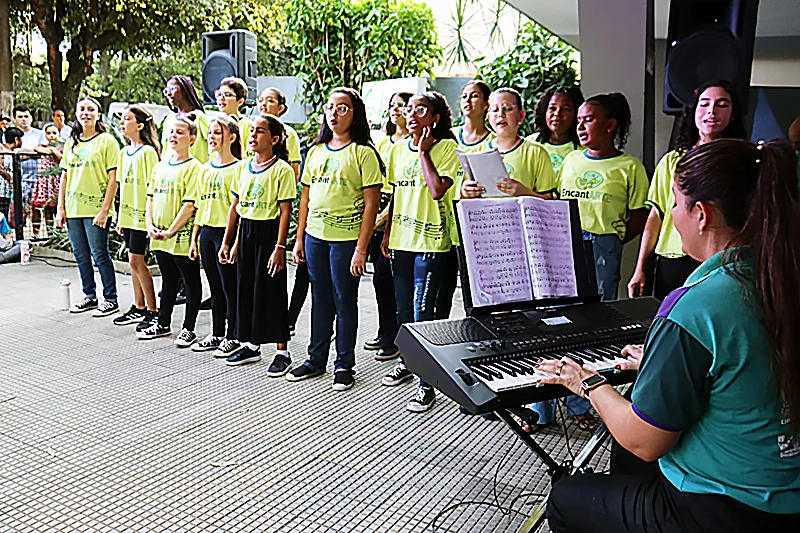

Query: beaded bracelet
left=275, top=244, right=286, bottom=249
left=355, top=248, right=367, bottom=256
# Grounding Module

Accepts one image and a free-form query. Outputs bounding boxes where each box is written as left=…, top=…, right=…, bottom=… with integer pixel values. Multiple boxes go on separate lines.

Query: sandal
left=520, top=420, right=552, bottom=434
left=574, top=412, right=600, bottom=432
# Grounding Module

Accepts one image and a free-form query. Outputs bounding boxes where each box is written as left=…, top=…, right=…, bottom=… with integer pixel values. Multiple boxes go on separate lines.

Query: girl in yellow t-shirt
left=288, top=88, right=383, bottom=391
left=113, top=105, right=160, bottom=330
left=219, top=115, right=296, bottom=374
left=138, top=117, right=202, bottom=346
left=189, top=115, right=242, bottom=356
left=366, top=91, right=412, bottom=360
left=529, top=85, right=585, bottom=174
left=452, top=80, right=495, bottom=152
left=380, top=91, right=462, bottom=413
left=215, top=77, right=253, bottom=153
left=461, top=88, right=555, bottom=199
left=55, top=96, right=120, bottom=317
left=557, top=92, right=649, bottom=301
left=628, top=80, right=747, bottom=300
left=160, top=75, right=210, bottom=163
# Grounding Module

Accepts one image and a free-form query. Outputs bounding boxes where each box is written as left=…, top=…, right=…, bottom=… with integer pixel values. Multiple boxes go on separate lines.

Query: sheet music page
left=456, top=148, right=510, bottom=197
left=519, top=197, right=578, bottom=298
left=456, top=198, right=533, bottom=306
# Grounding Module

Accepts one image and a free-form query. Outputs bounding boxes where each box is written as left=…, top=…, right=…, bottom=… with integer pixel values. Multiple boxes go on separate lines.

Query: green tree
left=283, top=0, right=441, bottom=119
left=475, top=21, right=579, bottom=137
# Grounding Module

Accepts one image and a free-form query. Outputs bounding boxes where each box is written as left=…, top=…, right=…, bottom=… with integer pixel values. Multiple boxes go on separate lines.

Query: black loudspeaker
left=202, top=30, right=258, bottom=106
left=663, top=0, right=759, bottom=115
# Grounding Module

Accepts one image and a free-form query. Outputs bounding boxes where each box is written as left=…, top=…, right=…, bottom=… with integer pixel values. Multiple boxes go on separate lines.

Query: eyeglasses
left=323, top=103, right=351, bottom=116
left=258, top=96, right=279, bottom=105
left=215, top=90, right=237, bottom=100
left=163, top=86, right=178, bottom=97
left=488, top=104, right=518, bottom=115
left=401, top=105, right=428, bottom=118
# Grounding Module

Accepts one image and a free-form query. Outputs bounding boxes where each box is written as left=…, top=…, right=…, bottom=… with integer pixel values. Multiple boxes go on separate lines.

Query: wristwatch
left=581, top=374, right=608, bottom=397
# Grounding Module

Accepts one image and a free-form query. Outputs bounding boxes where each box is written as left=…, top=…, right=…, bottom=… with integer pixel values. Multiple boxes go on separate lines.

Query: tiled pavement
left=0, top=259, right=610, bottom=532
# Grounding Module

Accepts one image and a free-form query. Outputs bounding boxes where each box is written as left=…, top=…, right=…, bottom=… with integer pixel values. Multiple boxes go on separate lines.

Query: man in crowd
left=12, top=106, right=47, bottom=223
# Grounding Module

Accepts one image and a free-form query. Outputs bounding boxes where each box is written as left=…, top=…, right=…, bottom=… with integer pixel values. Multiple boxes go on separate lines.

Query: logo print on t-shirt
left=320, top=158, right=340, bottom=180
left=72, top=149, right=90, bottom=168
left=504, top=163, right=515, bottom=179
left=243, top=183, right=265, bottom=202
left=404, top=159, right=423, bottom=182
left=577, top=171, right=604, bottom=190
left=550, top=153, right=563, bottom=170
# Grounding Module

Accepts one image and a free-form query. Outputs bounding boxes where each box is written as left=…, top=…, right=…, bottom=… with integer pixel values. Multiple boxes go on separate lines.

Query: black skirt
left=234, top=217, right=289, bottom=344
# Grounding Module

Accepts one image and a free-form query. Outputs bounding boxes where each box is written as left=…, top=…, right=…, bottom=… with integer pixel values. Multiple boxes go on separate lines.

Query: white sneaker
left=92, top=300, right=120, bottom=317
left=174, top=329, right=197, bottom=348
left=213, top=339, right=243, bottom=358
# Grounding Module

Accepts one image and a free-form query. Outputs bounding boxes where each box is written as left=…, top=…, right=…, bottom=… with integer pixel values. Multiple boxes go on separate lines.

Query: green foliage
left=475, top=21, right=579, bottom=138
left=283, top=0, right=441, bottom=124
left=10, top=55, right=51, bottom=119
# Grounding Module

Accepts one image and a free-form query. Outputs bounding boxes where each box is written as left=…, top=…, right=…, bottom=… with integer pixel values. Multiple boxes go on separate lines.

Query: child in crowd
left=452, top=80, right=495, bottom=152
left=113, top=105, right=160, bottom=331
left=138, top=117, right=202, bottom=345
left=190, top=116, right=242, bottom=356
left=161, top=75, right=210, bottom=163
left=216, top=77, right=253, bottom=154
left=288, top=88, right=383, bottom=391
left=380, top=92, right=461, bottom=412
left=219, top=115, right=296, bottom=373
left=529, top=85, right=585, bottom=174
left=30, top=123, right=64, bottom=235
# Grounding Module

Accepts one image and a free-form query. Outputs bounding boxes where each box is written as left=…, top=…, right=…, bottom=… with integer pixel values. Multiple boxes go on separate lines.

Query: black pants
left=434, top=246, right=459, bottom=319
left=154, top=251, right=201, bottom=330
left=653, top=255, right=700, bottom=300
left=547, top=467, right=800, bottom=533
left=369, top=231, right=398, bottom=349
left=288, top=261, right=309, bottom=328
left=199, top=226, right=237, bottom=338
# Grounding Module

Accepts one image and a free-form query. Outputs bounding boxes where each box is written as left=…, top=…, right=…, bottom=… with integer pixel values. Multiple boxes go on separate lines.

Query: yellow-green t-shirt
left=195, top=160, right=240, bottom=228
left=160, top=111, right=210, bottom=163
left=528, top=133, right=581, bottom=174
left=647, top=150, right=686, bottom=258
left=286, top=124, right=302, bottom=164
left=234, top=157, right=297, bottom=221
left=557, top=151, right=649, bottom=240
left=388, top=139, right=461, bottom=253
left=300, top=142, right=384, bottom=241
left=452, top=126, right=495, bottom=153
left=487, top=138, right=556, bottom=195
left=61, top=133, right=119, bottom=219
left=236, top=114, right=253, bottom=154
left=376, top=135, right=407, bottom=194
left=118, top=145, right=158, bottom=230
left=147, top=158, right=202, bottom=256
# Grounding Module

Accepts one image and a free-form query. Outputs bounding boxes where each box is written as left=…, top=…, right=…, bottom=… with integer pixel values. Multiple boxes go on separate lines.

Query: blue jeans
left=532, top=395, right=591, bottom=425
left=66, top=217, right=117, bottom=302
left=390, top=250, right=446, bottom=388
left=583, top=231, right=623, bottom=301
left=304, top=234, right=360, bottom=373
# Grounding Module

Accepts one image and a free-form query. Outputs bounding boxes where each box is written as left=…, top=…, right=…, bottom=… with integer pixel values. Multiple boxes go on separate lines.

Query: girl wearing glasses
left=215, top=77, right=253, bottom=153
left=287, top=88, right=383, bottom=392
left=380, top=92, right=461, bottom=412
left=460, top=88, right=555, bottom=199
left=529, top=85, right=585, bottom=174
left=161, top=75, right=210, bottom=163
left=364, top=91, right=413, bottom=361
left=188, top=115, right=243, bottom=356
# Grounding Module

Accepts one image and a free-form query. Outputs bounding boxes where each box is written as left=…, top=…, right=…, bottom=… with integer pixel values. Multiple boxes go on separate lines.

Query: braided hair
left=167, top=75, right=204, bottom=113
left=584, top=92, right=631, bottom=150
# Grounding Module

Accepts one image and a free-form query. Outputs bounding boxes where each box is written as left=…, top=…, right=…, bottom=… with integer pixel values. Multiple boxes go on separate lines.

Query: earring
left=699, top=229, right=703, bottom=236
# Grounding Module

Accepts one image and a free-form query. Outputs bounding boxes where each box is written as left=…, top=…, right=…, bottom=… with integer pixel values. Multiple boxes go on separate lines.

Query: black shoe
left=70, top=296, right=98, bottom=314
left=332, top=370, right=355, bottom=391
left=136, top=310, right=158, bottom=332
left=113, top=305, right=146, bottom=326
left=137, top=323, right=171, bottom=340
left=286, top=364, right=324, bottom=382
left=92, top=300, right=120, bottom=317
left=407, top=386, right=436, bottom=412
left=267, top=354, right=292, bottom=377
left=374, top=346, right=400, bottom=361
left=226, top=347, right=261, bottom=366
left=363, top=336, right=381, bottom=350
left=174, top=284, right=186, bottom=306
left=199, top=297, right=212, bottom=310
left=381, top=362, right=413, bottom=386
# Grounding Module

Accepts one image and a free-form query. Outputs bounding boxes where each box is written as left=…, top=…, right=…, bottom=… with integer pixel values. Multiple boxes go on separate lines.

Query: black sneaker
left=192, top=334, right=223, bottom=352
left=266, top=353, right=292, bottom=377
left=70, top=297, right=98, bottom=314
left=136, top=310, right=158, bottom=332
left=213, top=339, right=243, bottom=358
left=363, top=336, right=381, bottom=350
left=381, top=362, right=413, bottom=386
left=407, top=386, right=436, bottom=412
left=375, top=346, right=400, bottom=361
left=332, top=370, right=355, bottom=391
left=226, top=347, right=261, bottom=366
left=113, top=305, right=146, bottom=326
left=137, top=323, right=171, bottom=340
left=174, top=328, right=197, bottom=348
left=286, top=364, right=324, bottom=382
left=199, top=297, right=212, bottom=310
left=92, top=300, right=120, bottom=317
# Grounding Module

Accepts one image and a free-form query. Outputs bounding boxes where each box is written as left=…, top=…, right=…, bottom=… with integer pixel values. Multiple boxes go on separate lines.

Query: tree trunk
left=0, top=0, right=13, bottom=116
left=62, top=30, right=95, bottom=112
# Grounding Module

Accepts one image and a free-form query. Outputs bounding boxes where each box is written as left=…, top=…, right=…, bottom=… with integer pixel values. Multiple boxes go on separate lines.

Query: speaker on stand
left=201, top=30, right=258, bottom=107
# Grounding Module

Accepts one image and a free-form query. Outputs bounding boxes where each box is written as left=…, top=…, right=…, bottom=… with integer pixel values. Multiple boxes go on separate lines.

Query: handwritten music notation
left=520, top=197, right=577, bottom=298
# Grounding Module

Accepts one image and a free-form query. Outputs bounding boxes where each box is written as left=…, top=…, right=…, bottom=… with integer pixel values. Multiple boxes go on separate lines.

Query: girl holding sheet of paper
left=460, top=88, right=555, bottom=199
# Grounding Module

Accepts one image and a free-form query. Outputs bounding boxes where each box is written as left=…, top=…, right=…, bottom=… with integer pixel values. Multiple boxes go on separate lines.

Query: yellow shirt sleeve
left=278, top=165, right=297, bottom=202
left=183, top=163, right=200, bottom=204
left=435, top=140, right=461, bottom=184
left=286, top=126, right=302, bottom=163
left=359, top=145, right=384, bottom=189
left=646, top=151, right=678, bottom=219
left=299, top=145, right=317, bottom=187
left=103, top=135, right=119, bottom=172
left=627, top=158, right=650, bottom=211
left=531, top=144, right=556, bottom=193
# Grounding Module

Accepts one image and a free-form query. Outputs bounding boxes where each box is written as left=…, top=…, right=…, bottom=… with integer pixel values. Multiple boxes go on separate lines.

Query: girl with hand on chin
left=138, top=118, right=202, bottom=346
left=460, top=88, right=555, bottom=200
left=55, top=97, right=120, bottom=317
left=287, top=88, right=383, bottom=391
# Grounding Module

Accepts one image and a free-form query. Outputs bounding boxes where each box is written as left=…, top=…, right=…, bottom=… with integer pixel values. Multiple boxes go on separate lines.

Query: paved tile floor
left=0, top=259, right=609, bottom=533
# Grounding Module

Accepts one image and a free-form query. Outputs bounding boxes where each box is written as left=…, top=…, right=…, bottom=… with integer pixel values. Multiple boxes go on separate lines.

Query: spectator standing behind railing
left=0, top=127, right=24, bottom=221
left=13, top=106, right=47, bottom=226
